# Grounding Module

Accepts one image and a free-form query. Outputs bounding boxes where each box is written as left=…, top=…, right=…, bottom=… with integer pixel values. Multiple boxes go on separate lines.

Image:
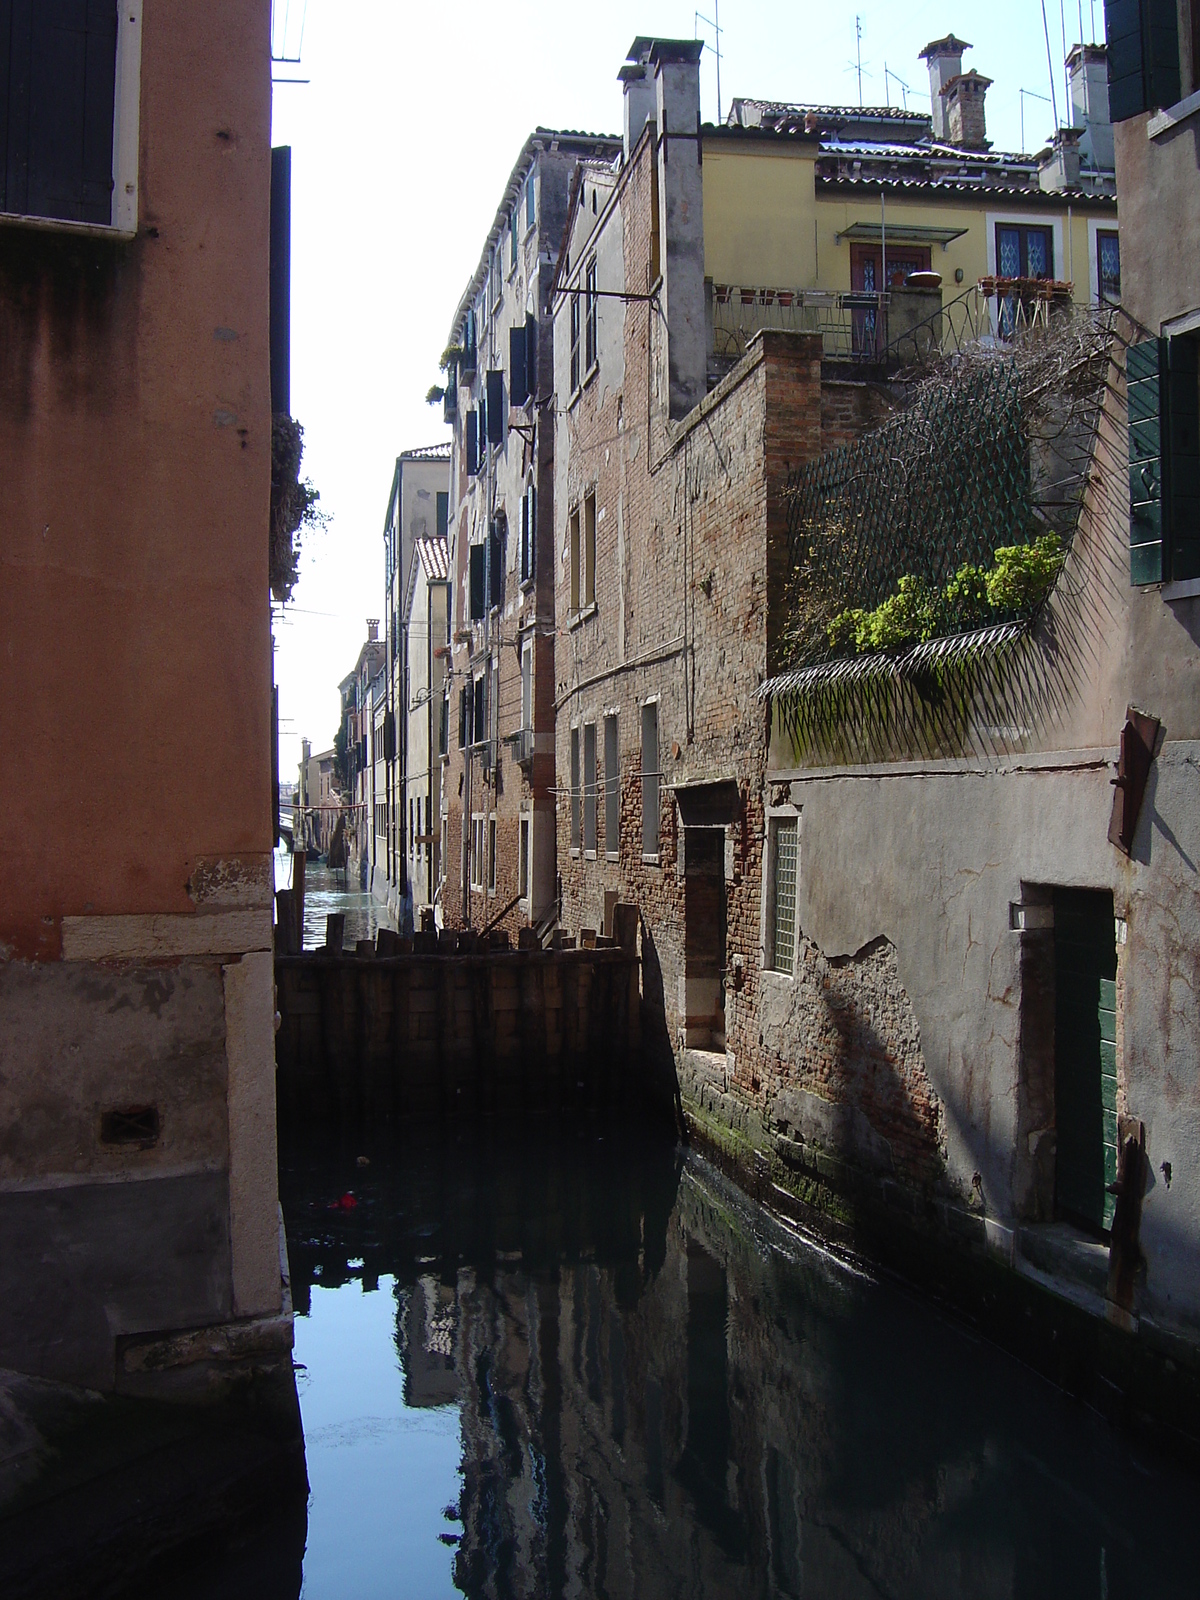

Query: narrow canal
left=164, top=1119, right=1198, bottom=1599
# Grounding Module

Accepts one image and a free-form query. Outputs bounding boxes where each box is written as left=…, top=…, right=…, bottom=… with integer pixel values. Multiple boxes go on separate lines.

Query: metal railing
left=710, top=284, right=892, bottom=366
left=883, top=279, right=1078, bottom=368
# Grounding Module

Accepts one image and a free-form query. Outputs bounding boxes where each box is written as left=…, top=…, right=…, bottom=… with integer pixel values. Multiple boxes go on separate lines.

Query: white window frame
left=1, top=4, right=143, bottom=240
left=569, top=724, right=581, bottom=855
left=470, top=814, right=485, bottom=891
left=583, top=721, right=597, bottom=858
left=519, top=813, right=531, bottom=904
left=761, top=806, right=801, bottom=977
left=603, top=712, right=620, bottom=861
left=640, top=698, right=660, bottom=864
left=487, top=812, right=497, bottom=896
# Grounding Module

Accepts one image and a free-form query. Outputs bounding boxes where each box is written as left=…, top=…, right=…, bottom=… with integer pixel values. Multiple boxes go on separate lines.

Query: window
left=473, top=673, right=486, bottom=747
left=584, top=257, right=598, bottom=371
left=487, top=515, right=504, bottom=611
left=641, top=701, right=659, bottom=858
left=469, top=542, right=486, bottom=621
left=471, top=815, right=485, bottom=890
left=996, top=224, right=1053, bottom=280
left=0, top=2, right=141, bottom=235
left=521, top=638, right=532, bottom=731
left=583, top=722, right=597, bottom=854
left=525, top=172, right=535, bottom=230
left=485, top=370, right=505, bottom=446
left=466, top=410, right=479, bottom=476
left=458, top=684, right=468, bottom=749
left=509, top=207, right=518, bottom=270
left=769, top=818, right=799, bottom=975
left=569, top=505, right=581, bottom=612
left=436, top=491, right=449, bottom=539
left=570, top=726, right=581, bottom=851
left=583, top=490, right=597, bottom=609
left=1097, top=230, right=1121, bottom=305
left=604, top=714, right=619, bottom=858
left=510, top=322, right=529, bottom=408
left=1105, top=0, right=1182, bottom=122
left=488, top=814, right=497, bottom=893
left=1127, top=334, right=1200, bottom=584
left=519, top=815, right=530, bottom=900
left=520, top=482, right=537, bottom=583
left=570, top=291, right=581, bottom=393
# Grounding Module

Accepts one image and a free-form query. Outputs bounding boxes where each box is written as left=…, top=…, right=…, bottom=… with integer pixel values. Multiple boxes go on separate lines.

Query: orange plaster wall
left=0, top=1, right=274, bottom=956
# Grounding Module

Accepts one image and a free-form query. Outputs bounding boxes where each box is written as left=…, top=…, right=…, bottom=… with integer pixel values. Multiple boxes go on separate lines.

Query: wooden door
left=1054, top=889, right=1119, bottom=1233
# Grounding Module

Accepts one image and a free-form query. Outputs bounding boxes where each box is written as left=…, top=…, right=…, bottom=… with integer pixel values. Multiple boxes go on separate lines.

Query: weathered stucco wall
left=0, top=0, right=283, bottom=1392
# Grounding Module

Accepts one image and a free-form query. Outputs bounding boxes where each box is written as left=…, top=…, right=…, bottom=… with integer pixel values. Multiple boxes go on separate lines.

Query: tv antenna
left=1019, top=87, right=1052, bottom=151
left=883, top=62, right=911, bottom=110
left=694, top=1, right=723, bottom=124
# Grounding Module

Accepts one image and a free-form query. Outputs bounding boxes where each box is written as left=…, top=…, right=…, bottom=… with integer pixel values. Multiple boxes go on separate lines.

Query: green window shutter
left=1127, top=338, right=1166, bottom=584
left=1167, top=336, right=1200, bottom=581
left=1104, top=0, right=1180, bottom=121
left=1143, top=0, right=1181, bottom=110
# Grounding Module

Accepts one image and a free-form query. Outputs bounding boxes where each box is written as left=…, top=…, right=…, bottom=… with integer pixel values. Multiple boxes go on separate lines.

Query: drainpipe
left=880, top=189, right=887, bottom=353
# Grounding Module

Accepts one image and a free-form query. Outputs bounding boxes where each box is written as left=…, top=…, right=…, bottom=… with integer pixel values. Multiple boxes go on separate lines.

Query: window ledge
left=585, top=849, right=597, bottom=860
left=570, top=847, right=580, bottom=858
left=1149, top=89, right=1200, bottom=140
left=605, top=851, right=620, bottom=862
left=641, top=852, right=661, bottom=866
left=569, top=603, right=598, bottom=631
left=1163, top=576, right=1200, bottom=601
left=0, top=210, right=136, bottom=243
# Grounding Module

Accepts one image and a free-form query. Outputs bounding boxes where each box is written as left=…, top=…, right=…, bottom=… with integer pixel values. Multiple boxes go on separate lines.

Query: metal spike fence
left=765, top=306, right=1116, bottom=760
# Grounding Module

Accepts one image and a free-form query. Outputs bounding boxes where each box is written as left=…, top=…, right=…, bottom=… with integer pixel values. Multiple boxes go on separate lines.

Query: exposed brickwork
left=820, top=377, right=897, bottom=455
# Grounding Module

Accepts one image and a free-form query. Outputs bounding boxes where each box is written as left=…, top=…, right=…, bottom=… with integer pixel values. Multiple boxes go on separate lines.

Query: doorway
left=683, top=828, right=727, bottom=1051
left=1053, top=888, right=1119, bottom=1234
left=849, top=242, right=932, bottom=355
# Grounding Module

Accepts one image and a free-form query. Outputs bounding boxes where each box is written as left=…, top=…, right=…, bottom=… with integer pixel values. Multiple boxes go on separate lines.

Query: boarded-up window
left=604, top=714, right=619, bottom=857
left=0, top=0, right=119, bottom=225
left=641, top=702, right=659, bottom=857
left=583, top=722, right=597, bottom=854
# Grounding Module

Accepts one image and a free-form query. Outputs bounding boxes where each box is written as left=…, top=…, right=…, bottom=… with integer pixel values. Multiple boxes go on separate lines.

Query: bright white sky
left=269, top=0, right=1108, bottom=779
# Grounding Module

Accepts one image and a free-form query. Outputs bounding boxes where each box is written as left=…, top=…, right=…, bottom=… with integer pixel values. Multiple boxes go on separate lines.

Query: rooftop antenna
left=855, top=15, right=864, bottom=107
left=884, top=62, right=911, bottom=110
left=694, top=1, right=723, bottom=123
left=1020, top=87, right=1052, bottom=150
left=1061, top=1, right=1072, bottom=129
left=271, top=0, right=310, bottom=83
left=1040, top=0, right=1061, bottom=127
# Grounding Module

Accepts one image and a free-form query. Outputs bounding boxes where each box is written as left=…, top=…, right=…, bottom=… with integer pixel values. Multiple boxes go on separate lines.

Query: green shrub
left=943, top=563, right=992, bottom=630
left=860, top=575, right=941, bottom=651
left=985, top=532, right=1065, bottom=611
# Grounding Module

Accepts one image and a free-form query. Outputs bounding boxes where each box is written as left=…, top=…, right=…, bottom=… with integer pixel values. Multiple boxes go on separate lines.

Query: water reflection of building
left=283, top=1129, right=1192, bottom=1599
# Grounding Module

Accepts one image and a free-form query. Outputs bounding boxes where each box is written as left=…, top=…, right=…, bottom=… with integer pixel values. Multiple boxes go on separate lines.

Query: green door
left=1054, top=889, right=1119, bottom=1233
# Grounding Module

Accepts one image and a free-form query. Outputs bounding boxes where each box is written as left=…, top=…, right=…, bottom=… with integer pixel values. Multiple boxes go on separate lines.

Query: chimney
left=619, top=44, right=657, bottom=161
left=1039, top=126, right=1083, bottom=192
left=1067, top=43, right=1114, bottom=170
left=625, top=38, right=706, bottom=420
left=920, top=34, right=970, bottom=141
left=367, top=619, right=379, bottom=641
left=943, top=68, right=992, bottom=150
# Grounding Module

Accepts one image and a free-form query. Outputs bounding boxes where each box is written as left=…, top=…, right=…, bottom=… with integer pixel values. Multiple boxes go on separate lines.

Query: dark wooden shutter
left=469, top=543, right=485, bottom=620
left=2, top=1, right=119, bottom=223
left=488, top=517, right=503, bottom=609
left=458, top=685, right=468, bottom=748
left=466, top=410, right=478, bottom=476
left=1127, top=338, right=1166, bottom=583
left=486, top=370, right=505, bottom=445
left=1167, top=335, right=1200, bottom=581
left=436, top=491, right=449, bottom=540
left=525, top=315, right=537, bottom=396
left=509, top=323, right=528, bottom=407
left=1104, top=0, right=1180, bottom=121
left=1053, top=890, right=1119, bottom=1234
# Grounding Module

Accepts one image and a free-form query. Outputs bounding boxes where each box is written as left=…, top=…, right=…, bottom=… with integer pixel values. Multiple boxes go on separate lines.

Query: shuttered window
left=1104, top=0, right=1181, bottom=122
left=583, top=722, right=597, bottom=854
left=641, top=702, right=659, bottom=858
left=486, top=370, right=505, bottom=446
left=604, top=714, right=619, bottom=858
left=1128, top=336, right=1200, bottom=584
left=469, top=542, right=486, bottom=621
left=436, top=491, right=448, bottom=540
left=0, top=0, right=119, bottom=225
left=509, top=322, right=529, bottom=407
left=520, top=483, right=536, bottom=584
left=487, top=515, right=504, bottom=610
left=570, top=726, right=581, bottom=851
left=466, top=410, right=479, bottom=477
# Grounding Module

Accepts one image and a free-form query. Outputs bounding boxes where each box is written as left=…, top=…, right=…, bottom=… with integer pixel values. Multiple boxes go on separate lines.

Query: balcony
left=708, top=282, right=942, bottom=378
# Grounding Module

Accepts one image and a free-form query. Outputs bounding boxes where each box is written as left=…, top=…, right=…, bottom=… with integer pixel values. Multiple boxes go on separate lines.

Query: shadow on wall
left=762, top=932, right=950, bottom=1196
left=639, top=915, right=688, bottom=1138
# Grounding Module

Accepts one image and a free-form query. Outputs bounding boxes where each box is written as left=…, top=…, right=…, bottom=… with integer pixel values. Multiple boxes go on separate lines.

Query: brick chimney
left=920, top=34, right=970, bottom=141
left=943, top=68, right=992, bottom=150
left=1067, top=43, right=1114, bottom=169
left=367, top=618, right=379, bottom=641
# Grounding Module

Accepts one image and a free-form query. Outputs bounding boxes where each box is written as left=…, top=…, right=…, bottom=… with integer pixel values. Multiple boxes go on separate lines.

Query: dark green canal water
left=177, top=1120, right=1199, bottom=1598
